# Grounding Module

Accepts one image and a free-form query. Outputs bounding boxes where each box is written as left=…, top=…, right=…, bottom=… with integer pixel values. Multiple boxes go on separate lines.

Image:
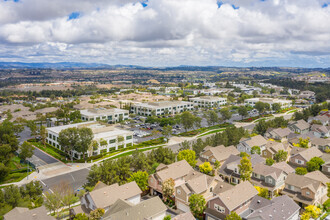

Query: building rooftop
left=80, top=108, right=127, bottom=117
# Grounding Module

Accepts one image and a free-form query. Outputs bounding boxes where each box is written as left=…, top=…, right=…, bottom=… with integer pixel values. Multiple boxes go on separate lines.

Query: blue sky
left=0, top=0, right=329, bottom=67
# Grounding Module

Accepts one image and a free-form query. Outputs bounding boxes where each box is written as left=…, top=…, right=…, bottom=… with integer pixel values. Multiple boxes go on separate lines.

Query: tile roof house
left=3, top=206, right=54, bottom=220
left=262, top=141, right=289, bottom=160
left=245, top=195, right=300, bottom=220
left=305, top=170, right=330, bottom=185
left=288, top=120, right=310, bottom=134
left=205, top=181, right=258, bottom=219
left=198, top=145, right=239, bottom=165
left=175, top=170, right=222, bottom=212
left=281, top=173, right=328, bottom=207
left=308, top=115, right=329, bottom=126
left=172, top=212, right=195, bottom=220
left=310, top=124, right=330, bottom=138
left=148, top=160, right=194, bottom=196
left=219, top=154, right=265, bottom=185
left=311, top=137, right=330, bottom=152
left=272, top=161, right=295, bottom=174
left=265, top=127, right=292, bottom=142
left=103, top=196, right=167, bottom=220
left=250, top=163, right=288, bottom=198
left=237, top=135, right=268, bottom=154
left=74, top=181, right=142, bottom=215
left=321, top=154, right=330, bottom=177
left=289, top=147, right=323, bottom=168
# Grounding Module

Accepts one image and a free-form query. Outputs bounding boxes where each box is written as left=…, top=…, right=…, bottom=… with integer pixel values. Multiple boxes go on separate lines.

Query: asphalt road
left=41, top=168, right=90, bottom=193
left=33, top=147, right=58, bottom=164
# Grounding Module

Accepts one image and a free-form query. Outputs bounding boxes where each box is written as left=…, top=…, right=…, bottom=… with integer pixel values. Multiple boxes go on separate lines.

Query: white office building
left=244, top=98, right=292, bottom=108
left=189, top=96, right=227, bottom=107
left=131, top=101, right=194, bottom=116
left=46, top=121, right=133, bottom=159
left=80, top=108, right=129, bottom=123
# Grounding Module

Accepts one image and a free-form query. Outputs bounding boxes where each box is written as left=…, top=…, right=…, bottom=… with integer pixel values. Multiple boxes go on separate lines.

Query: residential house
left=264, top=127, right=292, bottom=142
left=288, top=120, right=310, bottom=134
left=219, top=154, right=265, bottom=184
left=261, top=141, right=289, bottom=160
left=305, top=171, right=330, bottom=186
left=321, top=154, right=330, bottom=177
left=310, top=124, right=330, bottom=138
left=148, top=160, right=194, bottom=197
left=289, top=147, right=323, bottom=168
left=175, top=170, right=222, bottom=212
left=308, top=115, right=329, bottom=126
left=73, top=181, right=142, bottom=215
left=237, top=135, right=268, bottom=154
left=205, top=181, right=258, bottom=219
left=198, top=145, right=239, bottom=166
left=250, top=163, right=288, bottom=198
left=282, top=173, right=328, bottom=207
left=172, top=212, right=195, bottom=220
left=311, top=137, right=330, bottom=151
left=3, top=206, right=54, bottom=220
left=272, top=161, right=295, bottom=174
left=103, top=196, right=167, bottom=220
left=245, top=195, right=300, bottom=220
left=288, top=132, right=315, bottom=147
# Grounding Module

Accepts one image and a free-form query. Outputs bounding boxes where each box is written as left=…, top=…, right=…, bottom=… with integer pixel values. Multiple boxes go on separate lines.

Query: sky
left=0, top=0, right=329, bottom=67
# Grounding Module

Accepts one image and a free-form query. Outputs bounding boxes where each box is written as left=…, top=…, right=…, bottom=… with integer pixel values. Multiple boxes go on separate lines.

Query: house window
left=306, top=191, right=310, bottom=196
left=234, top=168, right=238, bottom=174
left=264, top=151, right=267, bottom=156
left=214, top=204, right=225, bottom=213
left=177, top=189, right=181, bottom=195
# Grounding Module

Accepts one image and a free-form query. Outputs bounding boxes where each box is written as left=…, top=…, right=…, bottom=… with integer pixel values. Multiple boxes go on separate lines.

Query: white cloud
left=0, top=0, right=329, bottom=67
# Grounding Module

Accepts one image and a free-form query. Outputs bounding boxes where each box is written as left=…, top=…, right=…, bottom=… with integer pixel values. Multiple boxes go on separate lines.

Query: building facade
left=189, top=96, right=227, bottom=108
left=80, top=108, right=129, bottom=123
left=131, top=101, right=194, bottom=116
left=244, top=98, right=292, bottom=109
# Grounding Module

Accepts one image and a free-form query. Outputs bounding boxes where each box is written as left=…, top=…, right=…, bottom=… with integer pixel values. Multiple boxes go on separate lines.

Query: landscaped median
left=175, top=123, right=233, bottom=137
left=26, top=137, right=167, bottom=164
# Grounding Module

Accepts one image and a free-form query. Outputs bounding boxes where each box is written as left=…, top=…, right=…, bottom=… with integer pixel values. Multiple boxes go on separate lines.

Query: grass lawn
left=177, top=123, right=233, bottom=137
left=198, top=128, right=226, bottom=137
left=0, top=169, right=33, bottom=184
left=7, top=156, right=28, bottom=170
left=287, top=109, right=297, bottom=114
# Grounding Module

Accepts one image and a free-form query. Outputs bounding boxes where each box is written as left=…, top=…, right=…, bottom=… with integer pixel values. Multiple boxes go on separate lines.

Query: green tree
left=128, top=171, right=149, bottom=191
left=19, top=141, right=34, bottom=161
left=240, top=152, right=250, bottom=158
left=238, top=156, right=253, bottom=181
left=179, top=140, right=191, bottom=151
left=189, top=194, right=206, bottom=219
left=301, top=205, right=321, bottom=220
left=58, top=127, right=79, bottom=161
left=238, top=106, right=248, bottom=119
left=162, top=125, right=172, bottom=142
left=76, top=127, right=94, bottom=161
left=254, top=120, right=268, bottom=135
left=177, top=149, right=196, bottom=167
left=307, top=157, right=324, bottom=172
left=0, top=144, right=13, bottom=164
left=220, top=108, right=232, bottom=121
left=180, top=111, right=195, bottom=131
left=131, top=150, right=150, bottom=172
left=295, top=167, right=308, bottom=175
left=225, top=211, right=242, bottom=220
left=0, top=163, right=10, bottom=181
left=265, top=158, right=274, bottom=166
left=272, top=103, right=281, bottom=112
left=162, top=178, right=175, bottom=200
left=74, top=213, right=89, bottom=220
left=90, top=208, right=105, bottom=220
left=4, top=185, right=21, bottom=207
left=192, top=138, right=206, bottom=157
left=39, top=125, right=47, bottom=145
left=205, top=110, right=218, bottom=126
left=199, top=162, right=213, bottom=174
left=27, top=121, right=37, bottom=136
left=274, top=150, right=288, bottom=162
left=214, top=160, right=221, bottom=170
left=21, top=181, right=43, bottom=200
left=296, top=138, right=309, bottom=148
left=255, top=102, right=266, bottom=114
left=251, top=146, right=261, bottom=155
left=254, top=186, right=270, bottom=199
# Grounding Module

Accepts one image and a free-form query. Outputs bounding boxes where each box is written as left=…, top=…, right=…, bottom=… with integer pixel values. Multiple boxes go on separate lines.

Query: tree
left=238, top=106, right=248, bottom=119
left=177, top=149, right=196, bottom=167
left=192, top=138, right=206, bottom=157
left=199, top=162, right=213, bottom=174
left=274, top=150, right=288, bottom=162
left=301, top=205, right=321, bottom=220
left=27, top=121, right=37, bottom=136
left=180, top=111, right=195, bottom=131
left=295, top=167, right=308, bottom=175
left=265, top=158, right=274, bottom=166
left=238, top=156, right=252, bottom=181
left=76, top=127, right=94, bottom=161
left=131, top=150, right=150, bottom=172
left=225, top=211, right=242, bottom=220
left=255, top=102, right=266, bottom=114
left=3, top=185, right=21, bottom=207
left=205, top=110, right=218, bottom=126
left=162, top=125, right=172, bottom=142
left=254, top=120, right=268, bottom=135
left=39, top=125, right=47, bottom=145
left=128, top=171, right=149, bottom=191
left=179, top=140, right=191, bottom=151
left=58, top=127, right=79, bottom=161
left=0, top=163, right=10, bottom=181
left=220, top=108, right=232, bottom=121
left=19, top=141, right=34, bottom=161
left=240, top=152, right=250, bottom=158
left=74, top=213, right=89, bottom=220
left=148, top=147, right=175, bottom=165
left=162, top=178, right=175, bottom=200
left=251, top=146, right=261, bottom=155
left=272, top=103, right=281, bottom=112
left=295, top=138, right=309, bottom=148
left=254, top=186, right=270, bottom=199
left=0, top=144, right=13, bottom=164
left=214, top=160, right=221, bottom=170
left=90, top=208, right=105, bottom=220
left=57, top=181, right=75, bottom=211
left=21, top=181, right=43, bottom=200
left=188, top=194, right=206, bottom=219
left=307, top=157, right=324, bottom=172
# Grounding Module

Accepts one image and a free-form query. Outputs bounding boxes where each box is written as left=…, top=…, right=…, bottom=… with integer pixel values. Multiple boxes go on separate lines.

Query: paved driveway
left=27, top=147, right=59, bottom=167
